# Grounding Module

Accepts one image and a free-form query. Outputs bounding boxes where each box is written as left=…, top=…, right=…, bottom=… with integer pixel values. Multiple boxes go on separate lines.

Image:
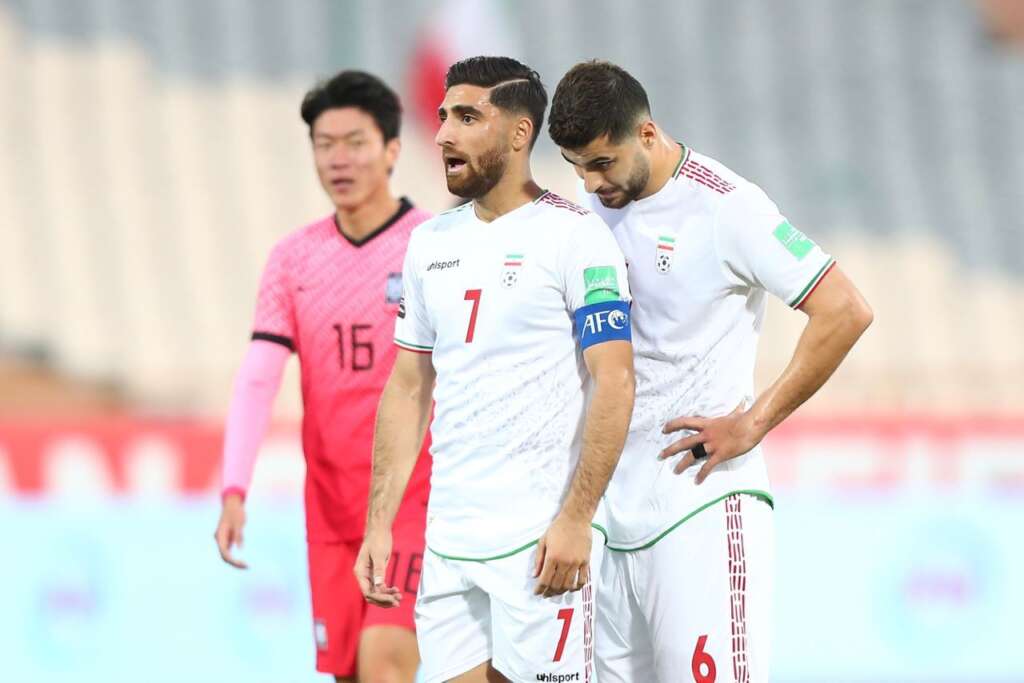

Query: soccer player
left=354, top=56, right=635, bottom=683
left=549, top=61, right=874, bottom=682
left=213, top=71, right=432, bottom=683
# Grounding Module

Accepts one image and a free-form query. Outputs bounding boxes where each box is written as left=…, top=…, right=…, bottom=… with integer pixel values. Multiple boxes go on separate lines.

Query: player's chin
left=597, top=192, right=629, bottom=209
left=331, top=188, right=366, bottom=211
left=445, top=176, right=479, bottom=199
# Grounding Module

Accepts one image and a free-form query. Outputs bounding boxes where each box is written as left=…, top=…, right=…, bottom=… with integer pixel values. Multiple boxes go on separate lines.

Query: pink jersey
left=253, top=199, right=433, bottom=543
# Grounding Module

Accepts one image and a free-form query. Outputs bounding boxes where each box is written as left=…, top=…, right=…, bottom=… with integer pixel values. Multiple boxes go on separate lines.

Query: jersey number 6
left=463, top=289, right=482, bottom=343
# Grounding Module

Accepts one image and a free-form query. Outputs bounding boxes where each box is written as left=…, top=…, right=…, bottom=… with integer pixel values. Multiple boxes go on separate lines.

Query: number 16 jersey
left=395, top=193, right=631, bottom=560
left=252, top=199, right=433, bottom=544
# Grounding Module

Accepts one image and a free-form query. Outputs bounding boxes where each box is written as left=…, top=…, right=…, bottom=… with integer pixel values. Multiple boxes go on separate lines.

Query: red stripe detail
left=504, top=261, right=522, bottom=266
left=657, top=245, right=675, bottom=252
left=540, top=193, right=589, bottom=215
left=795, top=261, right=836, bottom=309
left=583, top=576, right=594, bottom=683
left=679, top=159, right=736, bottom=194
left=726, top=495, right=750, bottom=683
left=394, top=342, right=431, bottom=354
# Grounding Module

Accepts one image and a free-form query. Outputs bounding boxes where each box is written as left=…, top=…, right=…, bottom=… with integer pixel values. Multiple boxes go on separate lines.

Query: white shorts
left=597, top=493, right=774, bottom=683
left=416, top=529, right=605, bottom=683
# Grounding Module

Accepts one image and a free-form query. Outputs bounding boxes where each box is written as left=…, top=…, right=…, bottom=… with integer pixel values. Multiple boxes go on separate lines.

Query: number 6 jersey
left=395, top=192, right=631, bottom=560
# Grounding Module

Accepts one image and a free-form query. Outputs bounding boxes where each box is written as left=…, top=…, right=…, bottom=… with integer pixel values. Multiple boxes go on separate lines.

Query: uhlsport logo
left=536, top=674, right=580, bottom=682
left=656, top=234, right=675, bottom=273
left=501, top=253, right=524, bottom=288
left=426, top=258, right=460, bottom=272
left=582, top=308, right=629, bottom=337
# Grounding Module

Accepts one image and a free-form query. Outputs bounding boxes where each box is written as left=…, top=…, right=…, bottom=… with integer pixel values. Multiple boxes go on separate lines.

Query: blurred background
left=1, top=0, right=1022, bottom=680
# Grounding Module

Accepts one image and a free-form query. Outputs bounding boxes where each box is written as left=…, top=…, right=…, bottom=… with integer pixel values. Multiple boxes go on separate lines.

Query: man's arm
left=661, top=265, right=873, bottom=480
left=534, top=338, right=634, bottom=597
left=213, top=339, right=291, bottom=569
left=355, top=348, right=435, bottom=606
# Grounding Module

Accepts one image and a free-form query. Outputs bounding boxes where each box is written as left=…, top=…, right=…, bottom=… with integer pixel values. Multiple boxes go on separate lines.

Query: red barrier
left=1, top=415, right=1022, bottom=495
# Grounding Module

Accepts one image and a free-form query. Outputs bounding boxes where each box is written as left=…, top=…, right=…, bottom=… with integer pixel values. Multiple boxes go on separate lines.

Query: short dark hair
left=548, top=60, right=651, bottom=149
left=300, top=70, right=402, bottom=140
left=445, top=56, right=547, bottom=148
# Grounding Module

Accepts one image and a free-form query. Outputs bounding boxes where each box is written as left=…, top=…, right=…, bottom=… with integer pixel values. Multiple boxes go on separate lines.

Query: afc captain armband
left=574, top=300, right=632, bottom=350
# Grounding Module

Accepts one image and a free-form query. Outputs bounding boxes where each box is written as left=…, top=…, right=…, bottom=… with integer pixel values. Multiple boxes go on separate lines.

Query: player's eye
left=596, top=160, right=613, bottom=169
left=462, top=114, right=474, bottom=124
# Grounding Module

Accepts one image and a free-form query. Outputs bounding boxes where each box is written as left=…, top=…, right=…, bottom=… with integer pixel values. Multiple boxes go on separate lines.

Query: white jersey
left=580, top=146, right=834, bottom=549
left=395, top=192, right=631, bottom=559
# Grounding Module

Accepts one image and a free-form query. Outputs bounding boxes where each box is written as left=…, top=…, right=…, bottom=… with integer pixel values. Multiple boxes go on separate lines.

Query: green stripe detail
left=606, top=490, right=774, bottom=552
left=506, top=253, right=525, bottom=259
left=671, top=143, right=689, bottom=176
left=394, top=338, right=433, bottom=351
left=658, top=235, right=676, bottom=244
left=788, top=258, right=835, bottom=308
left=428, top=523, right=609, bottom=562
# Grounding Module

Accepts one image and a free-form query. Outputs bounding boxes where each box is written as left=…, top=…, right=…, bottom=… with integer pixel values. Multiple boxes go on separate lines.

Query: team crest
left=656, top=235, right=675, bottom=273
left=385, top=272, right=402, bottom=303
left=501, top=253, right=524, bottom=288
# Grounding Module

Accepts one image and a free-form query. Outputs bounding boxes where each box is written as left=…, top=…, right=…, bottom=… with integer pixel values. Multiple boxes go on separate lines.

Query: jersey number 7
left=463, top=289, right=482, bottom=343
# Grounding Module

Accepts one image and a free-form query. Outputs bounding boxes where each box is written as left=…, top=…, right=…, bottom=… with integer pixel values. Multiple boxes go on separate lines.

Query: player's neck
left=334, top=187, right=401, bottom=242
left=472, top=167, right=543, bottom=223
left=637, top=131, right=682, bottom=201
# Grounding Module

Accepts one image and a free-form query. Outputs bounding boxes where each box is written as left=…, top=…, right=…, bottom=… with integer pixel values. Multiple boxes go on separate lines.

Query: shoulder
left=674, top=149, right=744, bottom=197
left=406, top=202, right=471, bottom=251
left=268, top=214, right=334, bottom=262
left=535, top=191, right=591, bottom=216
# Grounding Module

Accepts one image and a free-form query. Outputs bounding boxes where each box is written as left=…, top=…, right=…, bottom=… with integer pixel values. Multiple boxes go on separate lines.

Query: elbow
left=850, top=297, right=874, bottom=336
left=600, top=364, right=635, bottom=404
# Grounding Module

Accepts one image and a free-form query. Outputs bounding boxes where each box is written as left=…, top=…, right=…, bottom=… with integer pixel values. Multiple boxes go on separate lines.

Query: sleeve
left=251, top=241, right=297, bottom=349
left=220, top=339, right=290, bottom=500
left=393, top=230, right=436, bottom=353
left=562, top=215, right=633, bottom=351
left=714, top=183, right=836, bottom=309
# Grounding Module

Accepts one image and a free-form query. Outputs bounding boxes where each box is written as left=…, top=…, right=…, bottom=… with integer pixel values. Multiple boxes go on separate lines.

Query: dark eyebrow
left=450, top=104, right=484, bottom=118
left=312, top=130, right=366, bottom=141
left=561, top=151, right=612, bottom=168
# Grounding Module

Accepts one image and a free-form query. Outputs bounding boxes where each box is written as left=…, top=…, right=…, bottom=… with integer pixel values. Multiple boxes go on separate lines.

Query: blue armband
left=574, top=300, right=632, bottom=351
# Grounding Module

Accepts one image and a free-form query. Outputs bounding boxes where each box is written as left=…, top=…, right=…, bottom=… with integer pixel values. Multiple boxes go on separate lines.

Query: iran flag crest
left=656, top=235, right=675, bottom=273
left=501, top=253, right=523, bottom=288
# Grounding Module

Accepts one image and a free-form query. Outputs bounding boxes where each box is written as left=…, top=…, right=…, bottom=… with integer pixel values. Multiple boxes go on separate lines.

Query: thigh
left=641, top=494, right=775, bottom=683
left=484, top=529, right=603, bottom=683
left=307, top=542, right=365, bottom=678
left=595, top=549, right=656, bottom=683
left=415, top=551, right=492, bottom=683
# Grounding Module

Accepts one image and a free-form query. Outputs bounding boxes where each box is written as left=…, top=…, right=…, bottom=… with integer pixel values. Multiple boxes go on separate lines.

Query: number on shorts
left=553, top=608, right=574, bottom=662
left=691, top=634, right=716, bottom=682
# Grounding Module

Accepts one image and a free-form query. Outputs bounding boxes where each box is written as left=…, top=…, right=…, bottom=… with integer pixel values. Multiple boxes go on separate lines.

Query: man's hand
left=533, top=513, right=592, bottom=598
left=659, top=404, right=765, bottom=483
left=214, top=493, right=248, bottom=569
left=354, top=529, right=402, bottom=608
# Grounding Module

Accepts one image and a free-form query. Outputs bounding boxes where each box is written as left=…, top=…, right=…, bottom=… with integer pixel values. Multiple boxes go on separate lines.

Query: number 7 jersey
left=395, top=193, right=631, bottom=560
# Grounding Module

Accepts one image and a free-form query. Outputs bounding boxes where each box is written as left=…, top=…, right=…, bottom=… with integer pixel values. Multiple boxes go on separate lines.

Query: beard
left=446, top=144, right=508, bottom=199
left=597, top=151, right=650, bottom=208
